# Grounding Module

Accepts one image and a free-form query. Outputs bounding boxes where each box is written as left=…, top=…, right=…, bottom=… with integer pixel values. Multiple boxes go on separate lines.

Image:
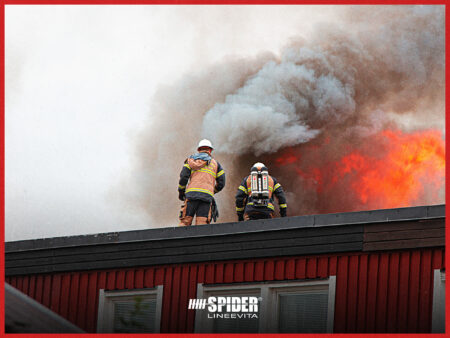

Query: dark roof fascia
left=5, top=205, right=445, bottom=276
left=6, top=204, right=445, bottom=253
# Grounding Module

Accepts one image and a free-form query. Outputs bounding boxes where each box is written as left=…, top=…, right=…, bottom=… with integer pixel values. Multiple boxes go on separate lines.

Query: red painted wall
left=6, top=248, right=445, bottom=333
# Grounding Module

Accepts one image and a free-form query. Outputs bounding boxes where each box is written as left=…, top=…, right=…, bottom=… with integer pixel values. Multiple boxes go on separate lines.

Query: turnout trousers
left=179, top=199, right=212, bottom=226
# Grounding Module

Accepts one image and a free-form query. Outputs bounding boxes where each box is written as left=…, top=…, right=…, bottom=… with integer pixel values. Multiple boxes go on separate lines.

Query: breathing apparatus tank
left=250, top=163, right=270, bottom=206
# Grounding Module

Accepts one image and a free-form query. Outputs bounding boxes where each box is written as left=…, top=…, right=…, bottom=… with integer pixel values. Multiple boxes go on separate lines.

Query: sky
left=5, top=5, right=340, bottom=241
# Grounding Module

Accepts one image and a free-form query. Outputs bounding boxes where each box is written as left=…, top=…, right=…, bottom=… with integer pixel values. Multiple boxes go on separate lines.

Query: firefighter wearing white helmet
left=197, top=139, right=214, bottom=149
left=178, top=139, right=225, bottom=226
left=235, top=162, right=287, bottom=221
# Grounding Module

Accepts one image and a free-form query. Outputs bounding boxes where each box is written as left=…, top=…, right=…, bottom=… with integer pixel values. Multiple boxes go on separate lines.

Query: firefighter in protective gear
left=235, top=162, right=287, bottom=221
left=178, top=139, right=225, bottom=226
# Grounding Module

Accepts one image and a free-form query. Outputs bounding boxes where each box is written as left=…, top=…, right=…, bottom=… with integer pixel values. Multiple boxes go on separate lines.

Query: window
left=195, top=277, right=336, bottom=333
left=432, top=269, right=445, bottom=333
left=97, top=286, right=163, bottom=333
left=195, top=284, right=261, bottom=333
left=268, top=284, right=331, bottom=333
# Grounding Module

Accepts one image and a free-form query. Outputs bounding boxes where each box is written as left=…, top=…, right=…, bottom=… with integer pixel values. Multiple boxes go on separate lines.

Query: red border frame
left=1, top=0, right=448, bottom=4
left=0, top=1, right=448, bottom=337
left=445, top=3, right=449, bottom=336
left=1, top=1, right=5, bottom=336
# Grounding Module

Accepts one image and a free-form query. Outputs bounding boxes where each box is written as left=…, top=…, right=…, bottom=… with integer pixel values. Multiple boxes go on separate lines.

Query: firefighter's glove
left=178, top=191, right=185, bottom=201
left=238, top=213, right=244, bottom=222
left=280, top=208, right=287, bottom=217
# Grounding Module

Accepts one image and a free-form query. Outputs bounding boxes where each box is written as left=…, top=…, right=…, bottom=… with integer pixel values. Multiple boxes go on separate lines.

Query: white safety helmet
left=197, top=139, right=214, bottom=150
left=252, top=162, right=266, bottom=170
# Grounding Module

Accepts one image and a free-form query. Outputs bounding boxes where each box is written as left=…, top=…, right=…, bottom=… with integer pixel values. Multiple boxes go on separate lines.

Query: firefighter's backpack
left=250, top=167, right=270, bottom=206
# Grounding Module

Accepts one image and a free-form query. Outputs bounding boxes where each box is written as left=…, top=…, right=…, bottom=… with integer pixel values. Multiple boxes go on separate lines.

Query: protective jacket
left=178, top=153, right=225, bottom=203
left=235, top=175, right=287, bottom=217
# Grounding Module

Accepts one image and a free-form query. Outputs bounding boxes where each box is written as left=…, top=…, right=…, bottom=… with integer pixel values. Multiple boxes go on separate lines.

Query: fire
left=271, top=129, right=445, bottom=214
left=336, top=130, right=445, bottom=209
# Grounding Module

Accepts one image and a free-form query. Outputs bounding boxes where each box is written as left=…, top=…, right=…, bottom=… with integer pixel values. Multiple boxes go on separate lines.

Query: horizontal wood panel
left=6, top=217, right=446, bottom=276
left=6, top=225, right=362, bottom=261
left=364, top=228, right=444, bottom=242
left=6, top=205, right=444, bottom=253
left=363, top=237, right=445, bottom=251
left=6, top=231, right=362, bottom=268
left=362, top=218, right=445, bottom=252
left=6, top=241, right=363, bottom=276
left=364, top=219, right=444, bottom=233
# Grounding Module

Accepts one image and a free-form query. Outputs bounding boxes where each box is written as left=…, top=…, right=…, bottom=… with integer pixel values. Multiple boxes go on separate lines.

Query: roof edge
left=5, top=204, right=445, bottom=253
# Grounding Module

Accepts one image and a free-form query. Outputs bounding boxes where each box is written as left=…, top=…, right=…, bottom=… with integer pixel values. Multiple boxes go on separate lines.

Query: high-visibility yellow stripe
left=280, top=204, right=287, bottom=208
left=217, top=170, right=224, bottom=177
left=200, top=168, right=216, bottom=175
left=186, top=188, right=214, bottom=196
left=236, top=206, right=245, bottom=212
left=246, top=186, right=274, bottom=194
left=247, top=202, right=275, bottom=210
left=184, top=163, right=191, bottom=170
left=238, top=185, right=248, bottom=194
left=194, top=168, right=217, bottom=178
left=178, top=184, right=186, bottom=189
left=274, top=183, right=281, bottom=191
left=195, top=168, right=213, bottom=175
left=247, top=189, right=273, bottom=195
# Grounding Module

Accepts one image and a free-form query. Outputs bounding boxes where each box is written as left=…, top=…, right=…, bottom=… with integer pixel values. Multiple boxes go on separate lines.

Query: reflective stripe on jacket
left=245, top=175, right=275, bottom=199
left=235, top=175, right=287, bottom=216
left=178, top=154, right=225, bottom=203
left=186, top=158, right=218, bottom=197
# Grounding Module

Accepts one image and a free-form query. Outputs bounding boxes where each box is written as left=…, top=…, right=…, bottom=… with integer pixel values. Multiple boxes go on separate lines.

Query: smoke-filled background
left=6, top=5, right=445, bottom=240
left=130, top=5, right=445, bottom=225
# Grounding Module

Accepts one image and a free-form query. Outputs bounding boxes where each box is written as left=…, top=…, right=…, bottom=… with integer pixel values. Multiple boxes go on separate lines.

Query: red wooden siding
left=6, top=248, right=445, bottom=333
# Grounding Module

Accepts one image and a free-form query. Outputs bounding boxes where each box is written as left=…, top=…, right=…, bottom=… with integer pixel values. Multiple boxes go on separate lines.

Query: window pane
left=213, top=312, right=259, bottom=333
left=211, top=296, right=260, bottom=333
left=113, top=298, right=156, bottom=333
left=278, top=292, right=328, bottom=333
left=432, top=272, right=445, bottom=333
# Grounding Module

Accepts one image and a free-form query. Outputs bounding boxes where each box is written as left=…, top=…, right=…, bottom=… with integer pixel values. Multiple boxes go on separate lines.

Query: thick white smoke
left=128, top=5, right=444, bottom=226
left=202, top=62, right=323, bottom=155
left=201, top=5, right=444, bottom=156
left=202, top=57, right=356, bottom=155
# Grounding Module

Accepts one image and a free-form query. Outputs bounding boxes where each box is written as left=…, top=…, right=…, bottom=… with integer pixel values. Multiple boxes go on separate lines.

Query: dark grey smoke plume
left=128, top=5, right=444, bottom=227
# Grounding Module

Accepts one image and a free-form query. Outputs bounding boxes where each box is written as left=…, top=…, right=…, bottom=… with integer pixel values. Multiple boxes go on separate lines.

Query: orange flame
left=335, top=130, right=445, bottom=209
left=272, top=129, right=445, bottom=213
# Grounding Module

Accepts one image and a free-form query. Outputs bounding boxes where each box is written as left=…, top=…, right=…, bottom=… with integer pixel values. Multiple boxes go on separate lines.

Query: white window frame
left=195, top=276, right=336, bottom=333
left=432, top=269, right=445, bottom=333
left=96, top=286, right=163, bottom=333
